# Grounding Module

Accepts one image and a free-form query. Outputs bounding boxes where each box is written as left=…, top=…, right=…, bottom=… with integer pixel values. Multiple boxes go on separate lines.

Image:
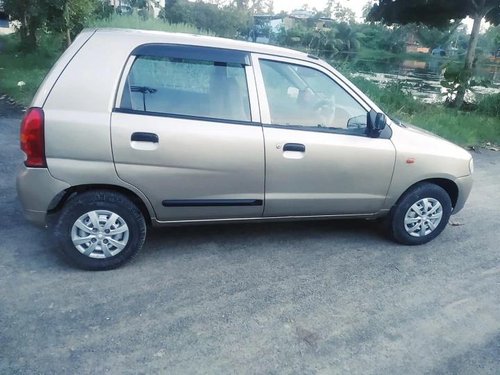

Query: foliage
left=476, top=93, right=500, bottom=117
left=0, top=17, right=208, bottom=106
left=349, top=75, right=500, bottom=145
left=3, top=0, right=105, bottom=48
left=438, top=61, right=490, bottom=106
left=45, top=0, right=99, bottom=46
left=335, top=22, right=363, bottom=53
left=2, top=0, right=45, bottom=49
left=274, top=21, right=365, bottom=59
left=478, top=24, right=500, bottom=52
left=0, top=33, right=63, bottom=104
left=367, top=0, right=500, bottom=108
left=161, top=0, right=251, bottom=37
left=349, top=76, right=425, bottom=116
left=367, top=0, right=500, bottom=28
left=415, top=22, right=461, bottom=49
left=324, top=1, right=356, bottom=23
left=356, top=23, right=408, bottom=54
left=87, top=14, right=209, bottom=35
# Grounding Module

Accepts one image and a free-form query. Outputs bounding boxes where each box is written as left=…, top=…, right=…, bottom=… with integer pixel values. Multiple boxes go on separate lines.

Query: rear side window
left=120, top=56, right=251, bottom=122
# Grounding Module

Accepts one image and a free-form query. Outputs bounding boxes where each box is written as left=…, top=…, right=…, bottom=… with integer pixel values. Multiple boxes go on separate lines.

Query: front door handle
left=131, top=132, right=159, bottom=143
left=283, top=143, right=305, bottom=152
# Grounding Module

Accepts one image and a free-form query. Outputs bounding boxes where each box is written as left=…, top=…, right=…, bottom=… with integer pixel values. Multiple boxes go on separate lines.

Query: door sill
left=152, top=212, right=386, bottom=227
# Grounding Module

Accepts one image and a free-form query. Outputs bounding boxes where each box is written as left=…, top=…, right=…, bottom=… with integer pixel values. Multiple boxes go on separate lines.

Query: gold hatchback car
left=17, top=29, right=473, bottom=270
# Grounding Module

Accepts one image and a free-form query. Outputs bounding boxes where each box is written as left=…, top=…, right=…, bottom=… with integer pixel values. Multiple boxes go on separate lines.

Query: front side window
left=260, top=60, right=368, bottom=135
left=121, top=56, right=251, bottom=122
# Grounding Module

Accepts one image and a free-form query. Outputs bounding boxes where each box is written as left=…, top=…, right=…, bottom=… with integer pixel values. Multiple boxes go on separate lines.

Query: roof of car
left=92, top=28, right=311, bottom=61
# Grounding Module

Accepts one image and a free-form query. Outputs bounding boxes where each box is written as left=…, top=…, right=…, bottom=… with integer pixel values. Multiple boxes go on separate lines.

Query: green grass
left=0, top=33, right=62, bottom=106
left=408, top=108, right=500, bottom=145
left=86, top=14, right=212, bottom=35
left=350, top=76, right=500, bottom=146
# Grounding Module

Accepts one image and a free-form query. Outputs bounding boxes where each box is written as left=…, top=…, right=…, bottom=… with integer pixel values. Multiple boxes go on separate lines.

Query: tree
left=478, top=24, right=500, bottom=52
left=324, top=1, right=356, bottom=23
left=234, top=0, right=248, bottom=11
left=47, top=0, right=98, bottom=46
left=3, top=0, right=45, bottom=49
left=367, top=0, right=500, bottom=108
left=334, top=22, right=363, bottom=53
left=162, top=0, right=251, bottom=38
left=362, top=1, right=375, bottom=19
left=4, top=0, right=98, bottom=49
left=415, top=22, right=461, bottom=50
left=264, top=0, right=274, bottom=15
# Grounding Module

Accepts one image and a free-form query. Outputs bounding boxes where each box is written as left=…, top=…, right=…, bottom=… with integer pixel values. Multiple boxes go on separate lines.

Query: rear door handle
left=283, top=143, right=305, bottom=152
left=131, top=132, right=159, bottom=143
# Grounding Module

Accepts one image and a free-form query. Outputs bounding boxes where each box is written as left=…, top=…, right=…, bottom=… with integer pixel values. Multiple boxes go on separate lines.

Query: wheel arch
left=47, top=184, right=155, bottom=225
left=395, top=178, right=459, bottom=209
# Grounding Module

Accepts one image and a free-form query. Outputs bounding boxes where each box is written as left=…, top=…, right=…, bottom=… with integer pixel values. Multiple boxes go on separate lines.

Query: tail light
left=20, top=107, right=46, bottom=168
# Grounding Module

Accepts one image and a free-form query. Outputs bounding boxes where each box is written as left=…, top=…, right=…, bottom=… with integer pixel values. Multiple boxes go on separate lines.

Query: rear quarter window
left=121, top=56, right=251, bottom=123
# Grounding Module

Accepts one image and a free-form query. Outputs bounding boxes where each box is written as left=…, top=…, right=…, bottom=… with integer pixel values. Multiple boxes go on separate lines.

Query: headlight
left=469, top=158, right=474, bottom=174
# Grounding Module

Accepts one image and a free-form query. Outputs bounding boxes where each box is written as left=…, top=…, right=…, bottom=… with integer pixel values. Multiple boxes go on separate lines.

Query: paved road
left=1, top=115, right=499, bottom=374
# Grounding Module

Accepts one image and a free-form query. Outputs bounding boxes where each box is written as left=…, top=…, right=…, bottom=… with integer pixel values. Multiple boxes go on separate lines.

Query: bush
left=348, top=76, right=425, bottom=116
left=476, top=93, right=500, bottom=118
left=86, top=14, right=209, bottom=35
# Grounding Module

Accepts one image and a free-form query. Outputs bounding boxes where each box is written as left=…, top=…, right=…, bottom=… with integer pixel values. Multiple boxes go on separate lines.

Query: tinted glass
left=122, top=56, right=251, bottom=122
left=260, top=60, right=368, bottom=135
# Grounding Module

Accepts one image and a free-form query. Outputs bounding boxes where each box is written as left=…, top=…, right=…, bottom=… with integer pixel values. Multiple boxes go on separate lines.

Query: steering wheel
left=314, top=96, right=336, bottom=127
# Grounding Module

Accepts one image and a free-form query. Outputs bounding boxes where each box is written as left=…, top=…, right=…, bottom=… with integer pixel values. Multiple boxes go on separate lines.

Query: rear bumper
left=453, top=174, right=473, bottom=214
left=16, top=165, right=71, bottom=227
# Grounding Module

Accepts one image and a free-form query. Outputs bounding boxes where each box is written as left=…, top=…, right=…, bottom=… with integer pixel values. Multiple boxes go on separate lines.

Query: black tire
left=388, top=183, right=452, bottom=245
left=54, top=190, right=146, bottom=270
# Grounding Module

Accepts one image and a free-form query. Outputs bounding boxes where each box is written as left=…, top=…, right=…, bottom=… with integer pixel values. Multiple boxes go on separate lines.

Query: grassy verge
left=0, top=33, right=62, bottom=106
left=350, top=76, right=500, bottom=146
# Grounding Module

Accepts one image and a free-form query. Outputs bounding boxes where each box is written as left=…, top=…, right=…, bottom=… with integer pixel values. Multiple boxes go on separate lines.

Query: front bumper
left=16, top=165, right=71, bottom=227
left=452, top=174, right=473, bottom=214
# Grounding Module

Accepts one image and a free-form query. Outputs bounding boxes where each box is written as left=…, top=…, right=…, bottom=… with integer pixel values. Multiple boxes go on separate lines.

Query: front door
left=111, top=45, right=264, bottom=221
left=254, top=56, right=396, bottom=217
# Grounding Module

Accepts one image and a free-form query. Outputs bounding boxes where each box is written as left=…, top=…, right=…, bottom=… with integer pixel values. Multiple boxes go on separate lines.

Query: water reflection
left=349, top=57, right=500, bottom=103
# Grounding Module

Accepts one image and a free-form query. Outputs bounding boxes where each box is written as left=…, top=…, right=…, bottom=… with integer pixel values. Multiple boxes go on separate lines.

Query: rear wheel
left=55, top=191, right=146, bottom=270
left=389, top=183, right=452, bottom=245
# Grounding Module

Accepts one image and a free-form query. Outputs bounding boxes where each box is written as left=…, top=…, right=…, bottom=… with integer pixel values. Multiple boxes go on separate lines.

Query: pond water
left=347, top=57, right=500, bottom=103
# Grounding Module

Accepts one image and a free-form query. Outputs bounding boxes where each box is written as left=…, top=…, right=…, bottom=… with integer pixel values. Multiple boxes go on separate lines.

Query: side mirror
left=374, top=113, right=387, bottom=130
left=368, top=110, right=387, bottom=133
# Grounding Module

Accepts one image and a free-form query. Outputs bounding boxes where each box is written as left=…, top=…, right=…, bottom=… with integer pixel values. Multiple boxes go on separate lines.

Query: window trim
left=113, top=107, right=261, bottom=127
left=131, top=43, right=251, bottom=66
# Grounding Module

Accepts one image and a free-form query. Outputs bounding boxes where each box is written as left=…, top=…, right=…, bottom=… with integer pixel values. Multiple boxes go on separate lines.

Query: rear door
left=111, top=45, right=264, bottom=221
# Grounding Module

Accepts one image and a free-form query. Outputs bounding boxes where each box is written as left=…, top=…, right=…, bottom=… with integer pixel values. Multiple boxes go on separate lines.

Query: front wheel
left=55, top=191, right=147, bottom=270
left=388, top=183, right=452, bottom=245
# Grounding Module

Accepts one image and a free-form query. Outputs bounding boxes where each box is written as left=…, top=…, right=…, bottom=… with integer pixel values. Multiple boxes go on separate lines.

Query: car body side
left=16, top=28, right=473, bottom=227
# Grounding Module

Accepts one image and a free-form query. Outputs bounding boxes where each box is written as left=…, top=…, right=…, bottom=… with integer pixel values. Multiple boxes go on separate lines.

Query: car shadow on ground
left=142, top=218, right=393, bottom=258
left=22, top=217, right=392, bottom=271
